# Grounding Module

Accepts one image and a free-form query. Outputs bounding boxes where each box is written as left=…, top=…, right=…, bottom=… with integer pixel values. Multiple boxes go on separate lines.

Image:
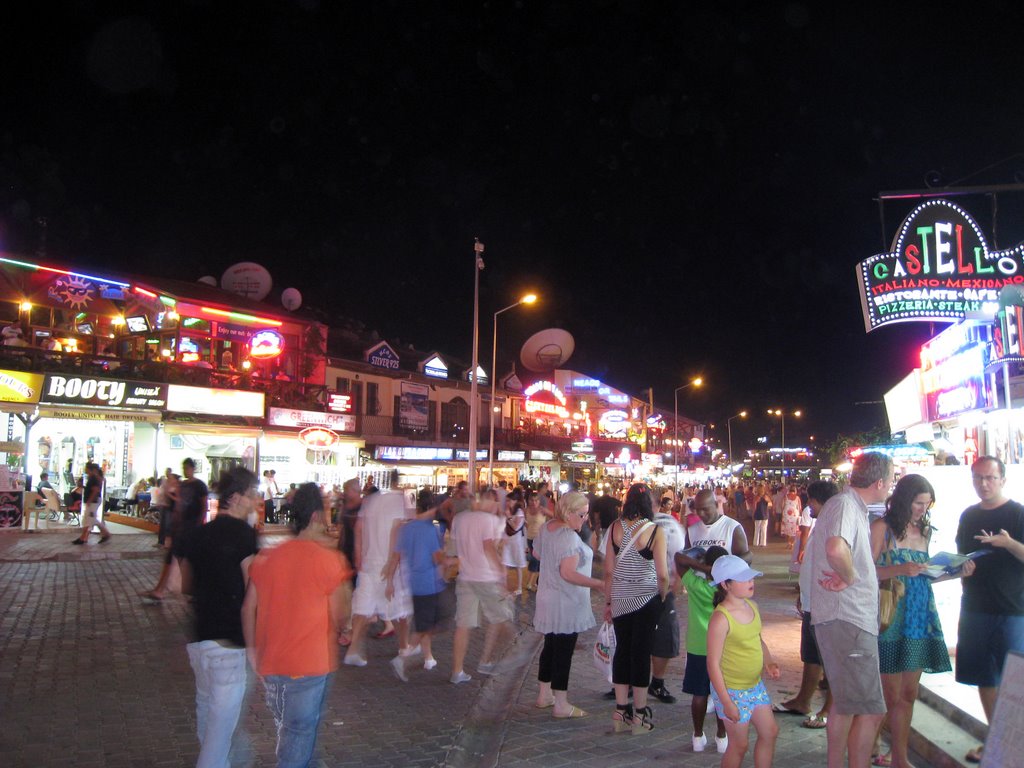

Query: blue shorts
left=710, top=679, right=771, bottom=724
left=956, top=610, right=1024, bottom=687
left=682, top=652, right=711, bottom=696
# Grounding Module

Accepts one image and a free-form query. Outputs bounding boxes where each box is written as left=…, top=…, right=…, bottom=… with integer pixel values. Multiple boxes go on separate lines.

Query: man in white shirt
left=681, top=489, right=751, bottom=564
left=804, top=453, right=893, bottom=768
left=449, top=497, right=513, bottom=684
left=344, top=478, right=414, bottom=667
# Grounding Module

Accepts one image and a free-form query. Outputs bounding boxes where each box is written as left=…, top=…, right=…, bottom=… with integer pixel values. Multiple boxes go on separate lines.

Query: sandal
left=871, top=753, right=892, bottom=767
left=965, top=746, right=984, bottom=764
left=374, top=628, right=395, bottom=639
left=553, top=705, right=588, bottom=719
left=801, top=714, right=828, bottom=729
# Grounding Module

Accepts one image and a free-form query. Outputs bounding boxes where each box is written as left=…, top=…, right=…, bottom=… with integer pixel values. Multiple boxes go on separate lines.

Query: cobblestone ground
left=0, top=529, right=838, bottom=767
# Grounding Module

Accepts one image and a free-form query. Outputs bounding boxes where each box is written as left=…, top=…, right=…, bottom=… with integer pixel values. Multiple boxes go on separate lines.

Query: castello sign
left=857, top=200, right=1024, bottom=332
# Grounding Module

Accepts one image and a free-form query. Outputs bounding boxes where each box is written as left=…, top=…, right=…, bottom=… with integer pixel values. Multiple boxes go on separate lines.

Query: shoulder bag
left=878, top=527, right=905, bottom=633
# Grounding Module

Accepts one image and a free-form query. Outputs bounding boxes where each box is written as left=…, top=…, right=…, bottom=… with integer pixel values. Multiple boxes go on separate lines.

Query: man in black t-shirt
left=72, top=463, right=111, bottom=545
left=956, top=455, right=1024, bottom=764
left=179, top=466, right=259, bottom=768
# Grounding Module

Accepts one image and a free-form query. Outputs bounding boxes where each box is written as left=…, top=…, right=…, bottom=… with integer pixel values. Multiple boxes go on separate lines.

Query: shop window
left=29, top=306, right=51, bottom=327
left=181, top=317, right=210, bottom=332
left=441, top=397, right=469, bottom=440
left=0, top=301, right=19, bottom=324
left=366, top=382, right=380, bottom=415
left=335, top=376, right=350, bottom=393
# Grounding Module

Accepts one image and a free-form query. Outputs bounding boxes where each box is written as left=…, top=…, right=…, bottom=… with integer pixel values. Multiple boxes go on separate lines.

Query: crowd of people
left=114, top=453, right=1024, bottom=768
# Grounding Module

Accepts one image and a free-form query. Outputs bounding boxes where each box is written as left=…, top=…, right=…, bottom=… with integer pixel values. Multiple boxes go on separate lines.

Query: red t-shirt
left=250, top=539, right=352, bottom=677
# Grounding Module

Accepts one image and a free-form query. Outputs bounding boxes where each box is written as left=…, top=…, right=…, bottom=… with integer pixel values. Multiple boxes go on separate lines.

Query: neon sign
left=572, top=378, right=600, bottom=388
left=598, top=410, right=629, bottom=438
left=857, top=200, right=1024, bottom=332
left=250, top=329, right=284, bottom=359
left=299, top=427, right=339, bottom=450
left=524, top=380, right=569, bottom=419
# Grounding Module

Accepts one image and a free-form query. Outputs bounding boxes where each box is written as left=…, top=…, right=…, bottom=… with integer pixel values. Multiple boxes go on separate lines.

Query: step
left=902, top=689, right=981, bottom=768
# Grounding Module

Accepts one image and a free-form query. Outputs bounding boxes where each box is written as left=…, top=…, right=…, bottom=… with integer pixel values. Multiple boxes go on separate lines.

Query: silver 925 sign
left=42, top=375, right=168, bottom=410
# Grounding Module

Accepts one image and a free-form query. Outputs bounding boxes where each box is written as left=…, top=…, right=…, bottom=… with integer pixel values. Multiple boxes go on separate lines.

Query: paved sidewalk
left=0, top=530, right=908, bottom=767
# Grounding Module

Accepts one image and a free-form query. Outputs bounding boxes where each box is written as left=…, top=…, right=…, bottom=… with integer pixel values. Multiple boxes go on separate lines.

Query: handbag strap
left=616, top=520, right=654, bottom=562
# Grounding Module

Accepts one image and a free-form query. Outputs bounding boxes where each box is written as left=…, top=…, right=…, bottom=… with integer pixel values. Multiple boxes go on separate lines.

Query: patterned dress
left=876, top=547, right=952, bottom=675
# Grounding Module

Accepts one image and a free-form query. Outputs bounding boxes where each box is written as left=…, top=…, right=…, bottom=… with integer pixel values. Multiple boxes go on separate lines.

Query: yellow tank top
left=714, top=599, right=763, bottom=689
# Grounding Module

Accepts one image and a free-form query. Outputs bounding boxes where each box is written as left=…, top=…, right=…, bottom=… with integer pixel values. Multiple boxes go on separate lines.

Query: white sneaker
left=423, top=657, right=438, bottom=670
left=477, top=661, right=496, bottom=676
left=715, top=735, right=729, bottom=753
left=400, top=644, right=422, bottom=658
left=343, top=653, right=367, bottom=667
left=390, top=655, right=408, bottom=682
left=692, top=734, right=707, bottom=752
left=450, top=671, right=472, bottom=684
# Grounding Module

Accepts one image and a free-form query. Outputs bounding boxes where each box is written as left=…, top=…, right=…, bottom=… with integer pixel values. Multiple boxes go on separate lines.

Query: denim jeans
left=262, top=673, right=331, bottom=768
left=186, top=640, right=247, bottom=768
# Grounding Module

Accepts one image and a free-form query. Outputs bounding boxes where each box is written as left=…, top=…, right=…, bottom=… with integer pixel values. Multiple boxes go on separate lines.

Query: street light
left=673, top=377, right=703, bottom=490
left=767, top=409, right=801, bottom=476
left=727, top=410, right=748, bottom=469
left=467, top=239, right=485, bottom=492
left=487, top=293, right=538, bottom=485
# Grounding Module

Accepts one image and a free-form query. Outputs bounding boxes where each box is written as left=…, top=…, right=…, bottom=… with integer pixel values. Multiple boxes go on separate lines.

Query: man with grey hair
left=805, top=451, right=894, bottom=768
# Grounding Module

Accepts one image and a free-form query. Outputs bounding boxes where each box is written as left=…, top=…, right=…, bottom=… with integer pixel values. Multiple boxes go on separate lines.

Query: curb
left=445, top=628, right=543, bottom=768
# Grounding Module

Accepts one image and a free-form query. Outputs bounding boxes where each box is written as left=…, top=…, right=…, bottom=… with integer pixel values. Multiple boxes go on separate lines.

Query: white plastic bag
left=593, top=620, right=616, bottom=683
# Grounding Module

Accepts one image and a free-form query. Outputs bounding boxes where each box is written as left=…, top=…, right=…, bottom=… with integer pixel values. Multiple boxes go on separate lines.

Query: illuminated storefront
left=261, top=406, right=361, bottom=488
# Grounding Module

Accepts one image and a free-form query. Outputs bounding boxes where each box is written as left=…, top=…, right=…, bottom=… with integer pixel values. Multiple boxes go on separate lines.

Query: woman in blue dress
left=869, top=474, right=959, bottom=768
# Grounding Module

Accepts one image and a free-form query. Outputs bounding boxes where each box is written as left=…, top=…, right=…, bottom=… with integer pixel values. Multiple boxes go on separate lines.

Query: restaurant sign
left=920, top=323, right=993, bottom=421
left=857, top=200, right=1024, bottom=332
left=267, top=406, right=355, bottom=433
left=42, top=375, right=167, bottom=410
left=166, top=384, right=264, bottom=417
left=0, top=370, right=43, bottom=403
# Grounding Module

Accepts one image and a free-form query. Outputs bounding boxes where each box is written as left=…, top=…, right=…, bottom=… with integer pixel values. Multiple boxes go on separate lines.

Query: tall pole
left=488, top=311, right=499, bottom=488
left=486, top=295, right=537, bottom=487
left=780, top=412, right=786, bottom=477
left=468, top=239, right=484, bottom=492
left=726, top=411, right=747, bottom=473
left=728, top=419, right=734, bottom=469
left=673, top=388, right=679, bottom=492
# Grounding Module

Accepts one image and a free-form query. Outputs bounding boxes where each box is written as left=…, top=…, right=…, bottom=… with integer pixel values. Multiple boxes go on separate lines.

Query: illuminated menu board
left=857, top=200, right=1024, bottom=332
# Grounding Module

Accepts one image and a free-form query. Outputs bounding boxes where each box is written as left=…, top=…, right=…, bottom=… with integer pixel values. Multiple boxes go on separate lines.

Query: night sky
left=4, top=2, right=1024, bottom=455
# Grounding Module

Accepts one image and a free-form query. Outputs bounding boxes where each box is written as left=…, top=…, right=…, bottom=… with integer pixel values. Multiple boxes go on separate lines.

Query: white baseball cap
left=710, top=554, right=763, bottom=585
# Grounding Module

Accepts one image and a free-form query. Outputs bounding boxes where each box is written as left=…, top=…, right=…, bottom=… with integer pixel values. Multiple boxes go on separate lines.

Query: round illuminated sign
left=250, top=329, right=284, bottom=359
left=299, top=427, right=339, bottom=450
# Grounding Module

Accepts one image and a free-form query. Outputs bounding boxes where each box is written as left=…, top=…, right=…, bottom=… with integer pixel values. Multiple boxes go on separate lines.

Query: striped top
left=610, top=519, right=659, bottom=618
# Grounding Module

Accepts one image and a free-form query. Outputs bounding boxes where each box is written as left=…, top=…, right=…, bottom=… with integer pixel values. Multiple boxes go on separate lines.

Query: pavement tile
left=0, top=529, right=941, bottom=767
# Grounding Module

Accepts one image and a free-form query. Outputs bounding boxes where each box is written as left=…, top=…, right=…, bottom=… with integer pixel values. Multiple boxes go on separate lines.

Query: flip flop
left=553, top=706, right=588, bottom=719
left=771, top=703, right=808, bottom=715
left=374, top=628, right=395, bottom=639
left=871, top=753, right=892, bottom=767
left=965, top=746, right=984, bottom=764
left=535, top=700, right=555, bottom=709
left=801, top=714, right=828, bottom=729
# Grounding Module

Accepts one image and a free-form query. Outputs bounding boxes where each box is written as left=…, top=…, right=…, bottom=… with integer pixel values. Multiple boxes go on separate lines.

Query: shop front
left=159, top=384, right=265, bottom=487
left=366, top=445, right=488, bottom=492
left=261, top=406, right=361, bottom=489
left=26, top=373, right=165, bottom=495
left=523, top=449, right=559, bottom=485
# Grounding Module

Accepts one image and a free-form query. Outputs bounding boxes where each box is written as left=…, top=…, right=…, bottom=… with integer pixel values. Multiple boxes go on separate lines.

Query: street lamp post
left=467, top=239, right=485, bottom=492
left=487, top=293, right=537, bottom=486
left=768, top=409, right=801, bottom=476
left=673, top=377, right=703, bottom=491
left=727, top=410, right=748, bottom=470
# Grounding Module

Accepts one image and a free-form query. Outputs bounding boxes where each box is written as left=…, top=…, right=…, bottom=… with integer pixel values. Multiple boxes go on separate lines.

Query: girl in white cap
left=706, top=554, right=780, bottom=768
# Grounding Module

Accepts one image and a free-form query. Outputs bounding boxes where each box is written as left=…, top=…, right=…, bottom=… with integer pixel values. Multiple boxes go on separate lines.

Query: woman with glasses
left=868, top=474, right=962, bottom=768
left=532, top=490, right=604, bottom=718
